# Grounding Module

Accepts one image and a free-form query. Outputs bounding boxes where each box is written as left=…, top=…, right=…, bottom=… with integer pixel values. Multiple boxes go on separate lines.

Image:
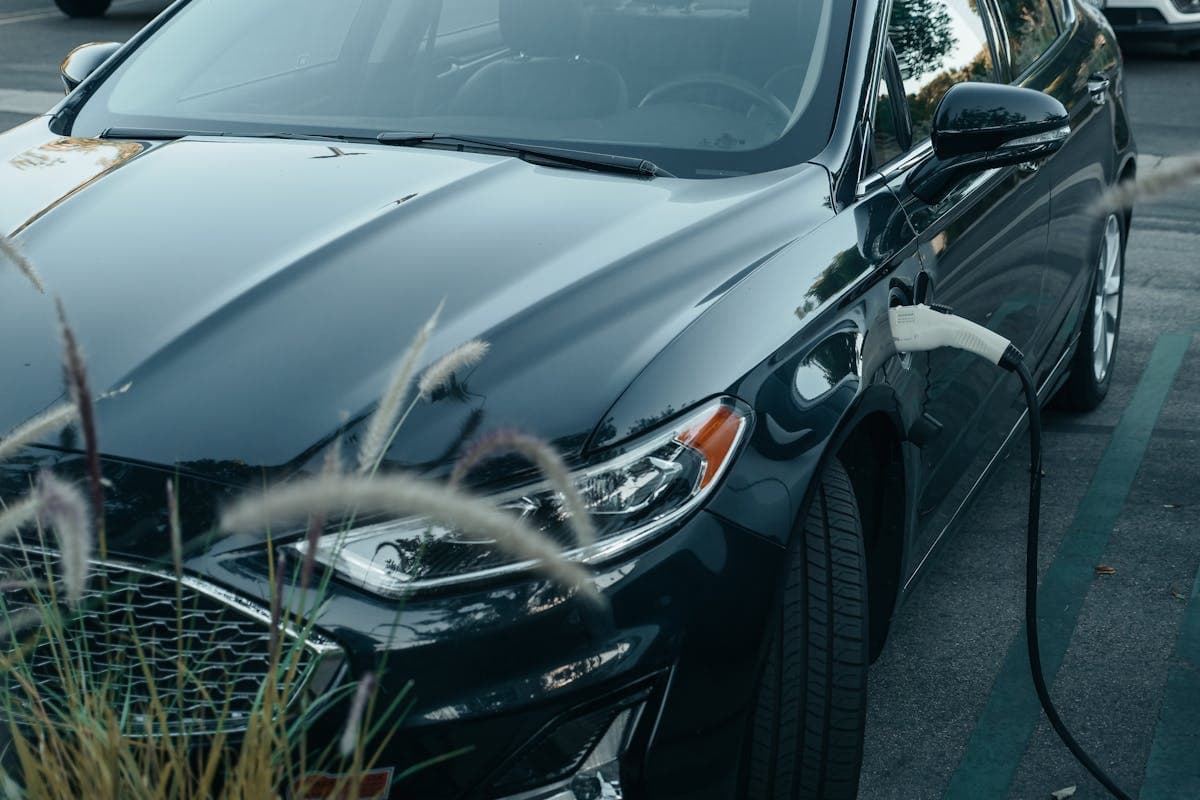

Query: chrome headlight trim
left=297, top=397, right=750, bottom=597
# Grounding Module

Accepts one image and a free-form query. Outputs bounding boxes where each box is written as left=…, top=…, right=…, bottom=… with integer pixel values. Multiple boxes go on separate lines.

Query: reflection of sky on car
left=902, top=0, right=990, bottom=94
left=435, top=0, right=500, bottom=34
left=76, top=0, right=844, bottom=167
left=373, top=1, right=500, bottom=60
left=941, top=0, right=988, bottom=67
left=432, top=0, right=766, bottom=37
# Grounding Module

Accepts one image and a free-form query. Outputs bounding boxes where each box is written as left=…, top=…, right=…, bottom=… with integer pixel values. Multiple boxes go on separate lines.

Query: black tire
left=1055, top=211, right=1126, bottom=412
left=54, top=0, right=112, bottom=17
left=745, top=458, right=869, bottom=800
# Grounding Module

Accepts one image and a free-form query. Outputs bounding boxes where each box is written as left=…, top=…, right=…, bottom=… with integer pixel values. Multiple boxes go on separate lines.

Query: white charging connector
left=883, top=300, right=1132, bottom=800
left=888, top=303, right=1019, bottom=369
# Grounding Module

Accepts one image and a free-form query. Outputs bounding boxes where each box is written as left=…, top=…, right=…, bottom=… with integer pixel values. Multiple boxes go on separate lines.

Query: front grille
left=1, top=548, right=342, bottom=734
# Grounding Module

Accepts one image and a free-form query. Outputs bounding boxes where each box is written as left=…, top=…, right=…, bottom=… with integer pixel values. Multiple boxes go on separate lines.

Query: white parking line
left=0, top=89, right=62, bottom=116
left=0, top=9, right=60, bottom=26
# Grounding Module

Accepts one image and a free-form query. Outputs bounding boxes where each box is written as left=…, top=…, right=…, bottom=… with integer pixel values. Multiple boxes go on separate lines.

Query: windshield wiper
left=249, top=131, right=375, bottom=143
left=376, top=132, right=674, bottom=178
left=102, top=127, right=375, bottom=143
left=99, top=127, right=673, bottom=177
left=102, top=127, right=223, bottom=140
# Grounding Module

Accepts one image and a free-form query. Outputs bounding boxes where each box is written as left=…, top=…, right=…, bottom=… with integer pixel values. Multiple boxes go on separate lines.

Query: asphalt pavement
left=0, top=0, right=164, bottom=131
left=856, top=52, right=1200, bottom=800
left=1, top=4, right=1198, bottom=799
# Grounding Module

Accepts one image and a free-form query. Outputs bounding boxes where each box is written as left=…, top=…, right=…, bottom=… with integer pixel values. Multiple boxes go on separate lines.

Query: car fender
left=591, top=177, right=925, bottom=551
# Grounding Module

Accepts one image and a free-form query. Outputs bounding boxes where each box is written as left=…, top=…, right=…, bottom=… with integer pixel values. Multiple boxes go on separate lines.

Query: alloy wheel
left=1091, top=214, right=1122, bottom=384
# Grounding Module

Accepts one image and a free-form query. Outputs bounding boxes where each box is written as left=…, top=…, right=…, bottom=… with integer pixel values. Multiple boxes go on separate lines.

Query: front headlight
left=295, top=398, right=748, bottom=596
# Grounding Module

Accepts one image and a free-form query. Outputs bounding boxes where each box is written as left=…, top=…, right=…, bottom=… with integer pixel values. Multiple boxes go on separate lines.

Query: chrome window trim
left=879, top=139, right=934, bottom=180
left=855, top=0, right=894, bottom=194
left=857, top=140, right=934, bottom=197
left=1060, top=0, right=1078, bottom=27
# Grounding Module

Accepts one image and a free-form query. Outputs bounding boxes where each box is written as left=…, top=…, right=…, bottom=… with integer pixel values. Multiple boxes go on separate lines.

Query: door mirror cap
left=61, top=41, right=122, bottom=93
left=908, top=82, right=1070, bottom=204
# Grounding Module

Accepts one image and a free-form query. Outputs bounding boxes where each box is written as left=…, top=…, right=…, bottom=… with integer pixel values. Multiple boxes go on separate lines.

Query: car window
left=168, top=1, right=363, bottom=98
left=888, top=0, right=996, bottom=144
left=994, top=0, right=1060, bottom=75
left=873, top=75, right=905, bottom=167
left=437, top=0, right=500, bottom=35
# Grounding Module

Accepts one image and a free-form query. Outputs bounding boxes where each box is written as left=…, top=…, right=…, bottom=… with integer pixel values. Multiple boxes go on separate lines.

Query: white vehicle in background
left=1087, top=0, right=1200, bottom=52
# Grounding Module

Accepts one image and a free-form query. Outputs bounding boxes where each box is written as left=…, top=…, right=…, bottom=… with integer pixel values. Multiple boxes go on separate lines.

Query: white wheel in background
left=54, top=0, right=112, bottom=18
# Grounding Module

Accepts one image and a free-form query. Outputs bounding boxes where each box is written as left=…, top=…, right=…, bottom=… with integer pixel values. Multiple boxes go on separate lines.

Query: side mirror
left=907, top=82, right=1070, bottom=204
left=60, top=41, right=122, bottom=93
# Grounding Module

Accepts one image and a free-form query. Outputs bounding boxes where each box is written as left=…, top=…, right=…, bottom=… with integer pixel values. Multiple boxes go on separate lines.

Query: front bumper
left=204, top=508, right=785, bottom=800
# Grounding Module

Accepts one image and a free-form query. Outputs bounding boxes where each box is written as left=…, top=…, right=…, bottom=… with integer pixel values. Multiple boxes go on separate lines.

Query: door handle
left=1088, top=73, right=1111, bottom=105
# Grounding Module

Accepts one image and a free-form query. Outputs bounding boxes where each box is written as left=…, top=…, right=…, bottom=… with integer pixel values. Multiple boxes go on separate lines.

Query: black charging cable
left=889, top=304, right=1132, bottom=800
left=1011, top=358, right=1133, bottom=800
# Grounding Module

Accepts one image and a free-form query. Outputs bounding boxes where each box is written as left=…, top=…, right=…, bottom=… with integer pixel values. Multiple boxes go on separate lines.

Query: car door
left=992, top=0, right=1122, bottom=376
left=881, top=0, right=1054, bottom=572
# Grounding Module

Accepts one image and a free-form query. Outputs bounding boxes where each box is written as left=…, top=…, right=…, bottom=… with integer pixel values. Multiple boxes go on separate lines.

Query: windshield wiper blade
left=100, top=127, right=673, bottom=176
left=102, top=128, right=374, bottom=143
left=248, top=131, right=375, bottom=143
left=103, top=127, right=224, bottom=140
left=376, top=131, right=674, bottom=178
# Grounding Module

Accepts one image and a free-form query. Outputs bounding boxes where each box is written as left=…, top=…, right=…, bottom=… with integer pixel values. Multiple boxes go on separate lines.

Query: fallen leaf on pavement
left=1164, top=503, right=1182, bottom=509
left=1172, top=588, right=1188, bottom=602
left=1051, top=786, right=1077, bottom=799
left=1095, top=565, right=1117, bottom=576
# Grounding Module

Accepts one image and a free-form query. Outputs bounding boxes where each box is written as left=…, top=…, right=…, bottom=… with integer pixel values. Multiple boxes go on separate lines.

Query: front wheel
left=744, top=458, right=869, bottom=800
left=1055, top=211, right=1125, bottom=411
left=54, top=0, right=112, bottom=17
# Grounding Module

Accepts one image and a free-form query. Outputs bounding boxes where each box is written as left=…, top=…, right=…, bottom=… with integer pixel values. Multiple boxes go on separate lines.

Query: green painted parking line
left=1140, top=564, right=1200, bottom=800
left=944, top=333, right=1192, bottom=800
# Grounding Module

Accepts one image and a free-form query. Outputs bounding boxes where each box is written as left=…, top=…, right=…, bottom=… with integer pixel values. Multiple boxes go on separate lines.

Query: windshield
left=69, top=0, right=851, bottom=178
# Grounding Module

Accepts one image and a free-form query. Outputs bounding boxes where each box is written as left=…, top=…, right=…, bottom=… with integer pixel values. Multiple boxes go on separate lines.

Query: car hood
left=0, top=120, right=832, bottom=486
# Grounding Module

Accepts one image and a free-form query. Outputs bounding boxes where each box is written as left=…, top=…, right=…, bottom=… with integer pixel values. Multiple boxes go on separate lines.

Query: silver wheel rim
left=1092, top=214, right=1122, bottom=384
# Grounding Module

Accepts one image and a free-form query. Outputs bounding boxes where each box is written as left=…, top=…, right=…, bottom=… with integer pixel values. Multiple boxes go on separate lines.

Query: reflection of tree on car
left=889, top=0, right=957, bottom=82
left=995, top=0, right=1061, bottom=73
left=890, top=0, right=997, bottom=142
left=908, top=49, right=997, bottom=139
left=6, top=0, right=1136, bottom=797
